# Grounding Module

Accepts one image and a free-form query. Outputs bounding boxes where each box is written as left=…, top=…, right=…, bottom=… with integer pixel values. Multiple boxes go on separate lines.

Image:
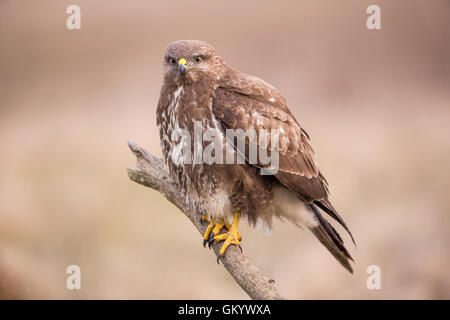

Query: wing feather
left=213, top=84, right=327, bottom=202
left=213, top=70, right=354, bottom=243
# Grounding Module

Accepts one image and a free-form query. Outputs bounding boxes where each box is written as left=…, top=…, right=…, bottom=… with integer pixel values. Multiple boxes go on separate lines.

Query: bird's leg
left=201, top=215, right=225, bottom=247
left=208, top=222, right=226, bottom=248
left=211, top=212, right=242, bottom=258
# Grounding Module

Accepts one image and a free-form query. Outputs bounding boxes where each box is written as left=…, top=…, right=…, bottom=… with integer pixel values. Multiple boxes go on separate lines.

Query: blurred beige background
left=1, top=0, right=449, bottom=299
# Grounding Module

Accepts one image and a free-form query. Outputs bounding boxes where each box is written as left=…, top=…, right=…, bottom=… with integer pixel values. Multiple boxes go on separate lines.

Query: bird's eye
left=168, top=57, right=176, bottom=65
left=194, top=56, right=202, bottom=63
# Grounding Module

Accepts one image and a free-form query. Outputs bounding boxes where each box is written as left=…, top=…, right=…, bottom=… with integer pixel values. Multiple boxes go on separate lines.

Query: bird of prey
left=156, top=40, right=355, bottom=272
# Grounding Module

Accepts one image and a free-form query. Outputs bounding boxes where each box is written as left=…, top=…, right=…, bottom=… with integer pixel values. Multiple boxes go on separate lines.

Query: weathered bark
left=127, top=142, right=283, bottom=300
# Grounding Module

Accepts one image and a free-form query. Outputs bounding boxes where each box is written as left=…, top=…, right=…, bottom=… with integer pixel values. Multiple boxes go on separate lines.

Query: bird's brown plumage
left=156, top=40, right=355, bottom=272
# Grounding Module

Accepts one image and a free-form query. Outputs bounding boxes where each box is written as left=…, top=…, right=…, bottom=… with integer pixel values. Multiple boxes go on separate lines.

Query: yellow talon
left=201, top=216, right=226, bottom=247
left=212, top=223, right=225, bottom=236
left=224, top=223, right=242, bottom=241
left=214, top=212, right=242, bottom=256
left=201, top=213, right=243, bottom=259
left=212, top=233, right=229, bottom=242
left=202, top=215, right=215, bottom=246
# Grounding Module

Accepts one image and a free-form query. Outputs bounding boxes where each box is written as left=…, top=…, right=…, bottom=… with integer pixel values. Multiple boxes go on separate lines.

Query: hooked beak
left=178, top=58, right=188, bottom=75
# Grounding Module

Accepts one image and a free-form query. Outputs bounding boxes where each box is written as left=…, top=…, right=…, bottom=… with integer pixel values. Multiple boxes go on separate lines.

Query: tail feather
left=314, top=199, right=356, bottom=245
left=308, top=203, right=354, bottom=273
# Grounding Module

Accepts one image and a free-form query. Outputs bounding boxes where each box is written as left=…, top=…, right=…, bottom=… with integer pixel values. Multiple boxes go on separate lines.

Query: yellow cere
left=178, top=57, right=195, bottom=70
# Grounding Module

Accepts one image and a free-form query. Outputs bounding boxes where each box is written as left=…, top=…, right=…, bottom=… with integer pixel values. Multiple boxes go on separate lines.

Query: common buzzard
left=156, top=40, right=355, bottom=272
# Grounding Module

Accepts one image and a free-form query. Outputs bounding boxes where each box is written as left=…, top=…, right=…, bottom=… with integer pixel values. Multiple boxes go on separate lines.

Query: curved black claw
left=239, top=245, right=243, bottom=253
left=203, top=239, right=208, bottom=247
left=216, top=255, right=221, bottom=264
left=208, top=232, right=215, bottom=248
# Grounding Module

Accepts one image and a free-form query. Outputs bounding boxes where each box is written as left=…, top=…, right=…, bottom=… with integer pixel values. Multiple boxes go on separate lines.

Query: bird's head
left=162, top=40, right=225, bottom=84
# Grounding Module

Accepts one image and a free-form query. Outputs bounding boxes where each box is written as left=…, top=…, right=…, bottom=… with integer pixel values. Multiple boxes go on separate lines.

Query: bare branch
left=126, top=142, right=284, bottom=300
